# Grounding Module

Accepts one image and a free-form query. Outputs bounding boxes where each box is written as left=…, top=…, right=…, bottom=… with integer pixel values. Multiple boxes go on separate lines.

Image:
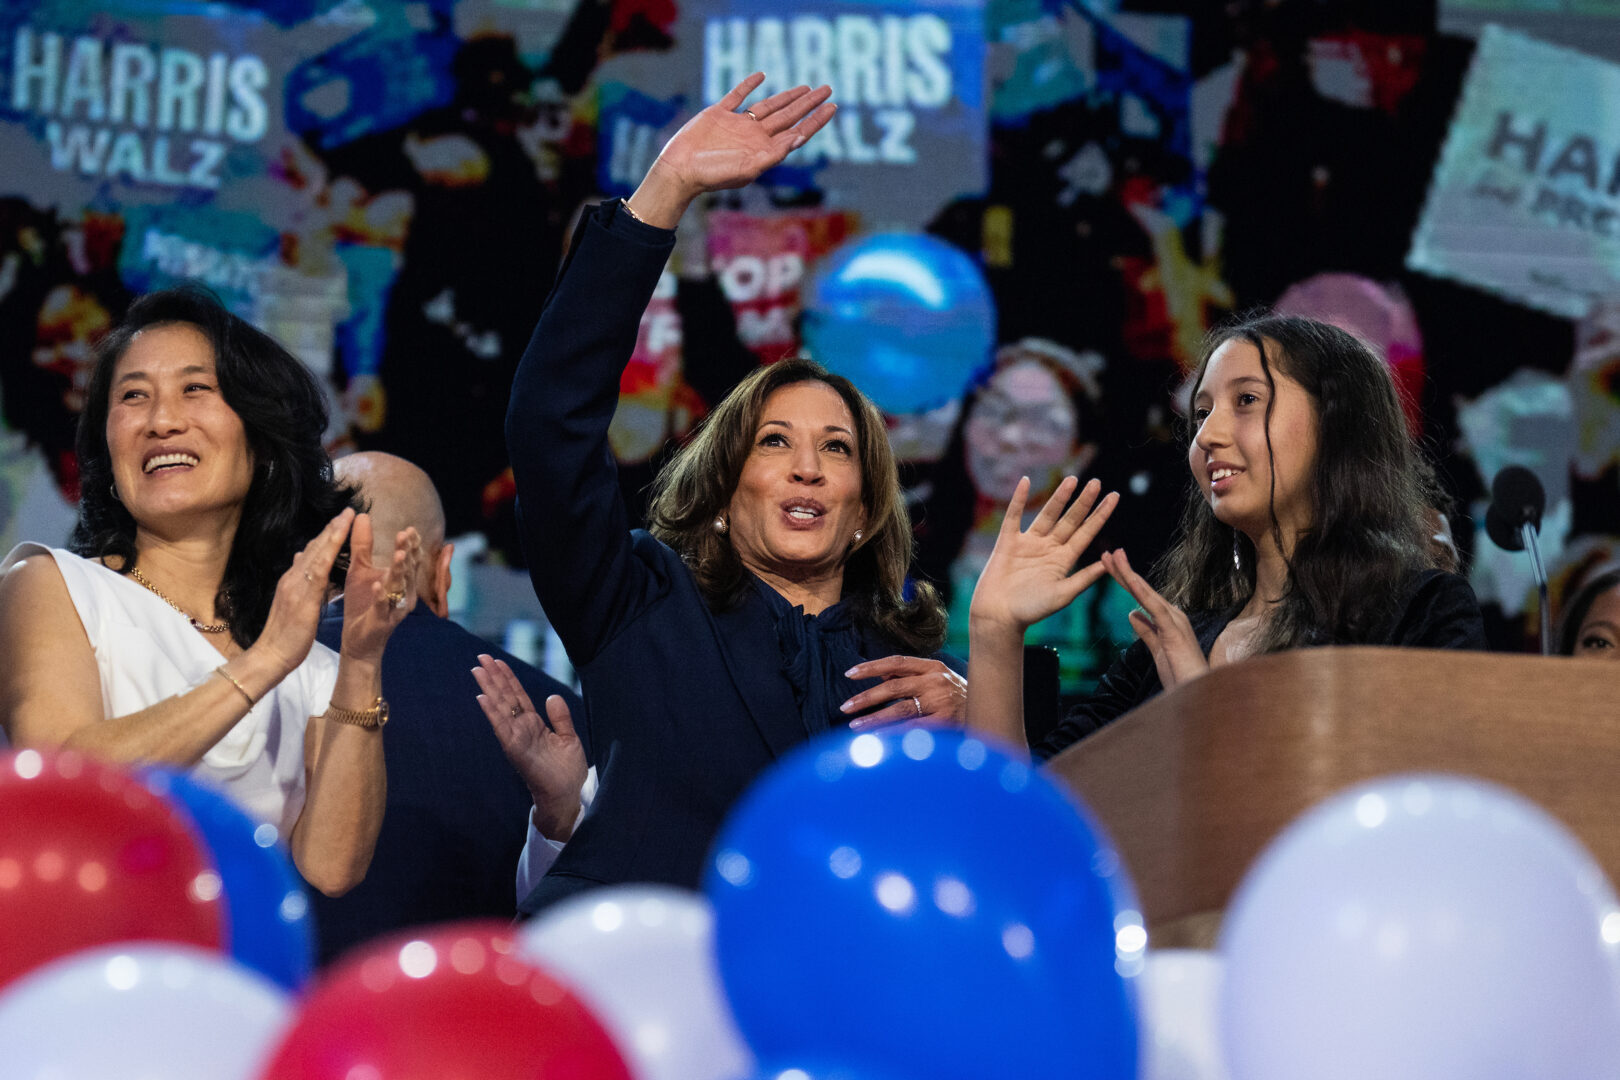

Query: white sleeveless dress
left=0, top=543, right=337, bottom=837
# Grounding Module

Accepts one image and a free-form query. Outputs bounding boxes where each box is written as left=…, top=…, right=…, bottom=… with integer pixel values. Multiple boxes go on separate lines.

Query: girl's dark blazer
left=507, top=201, right=961, bottom=915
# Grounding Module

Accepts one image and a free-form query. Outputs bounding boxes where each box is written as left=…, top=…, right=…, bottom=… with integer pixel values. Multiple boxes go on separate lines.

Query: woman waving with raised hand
left=502, top=74, right=972, bottom=913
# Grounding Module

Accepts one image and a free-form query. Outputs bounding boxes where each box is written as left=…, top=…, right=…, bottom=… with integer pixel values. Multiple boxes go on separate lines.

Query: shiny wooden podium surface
left=1044, top=647, right=1620, bottom=945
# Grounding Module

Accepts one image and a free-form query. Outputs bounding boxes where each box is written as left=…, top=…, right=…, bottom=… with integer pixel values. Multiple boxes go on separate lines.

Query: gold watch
left=323, top=696, right=389, bottom=730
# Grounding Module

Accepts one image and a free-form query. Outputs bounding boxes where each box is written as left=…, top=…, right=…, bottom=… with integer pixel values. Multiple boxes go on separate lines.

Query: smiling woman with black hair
left=493, top=76, right=977, bottom=913
left=0, top=285, right=422, bottom=896
left=967, top=314, right=1489, bottom=758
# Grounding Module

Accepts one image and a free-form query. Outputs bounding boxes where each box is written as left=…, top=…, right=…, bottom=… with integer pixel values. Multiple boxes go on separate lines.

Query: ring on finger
left=385, top=588, right=408, bottom=608
left=510, top=704, right=522, bottom=718
left=911, top=695, right=923, bottom=718
left=744, top=109, right=759, bottom=120
left=302, top=570, right=314, bottom=583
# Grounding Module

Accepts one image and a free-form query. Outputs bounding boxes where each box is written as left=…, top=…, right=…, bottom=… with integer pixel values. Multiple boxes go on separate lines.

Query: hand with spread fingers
left=338, top=512, right=422, bottom=664
left=626, top=73, right=837, bottom=228
left=964, top=475, right=1119, bottom=749
left=1100, top=547, right=1209, bottom=691
left=473, top=654, right=587, bottom=842
left=969, top=475, right=1120, bottom=634
left=841, top=655, right=967, bottom=731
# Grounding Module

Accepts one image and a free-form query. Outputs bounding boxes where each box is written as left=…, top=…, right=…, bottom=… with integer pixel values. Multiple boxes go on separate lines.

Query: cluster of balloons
left=6, top=736, right=1620, bottom=1080
left=0, top=749, right=303, bottom=1078
left=0, top=728, right=1146, bottom=1079
left=1137, top=775, right=1620, bottom=1080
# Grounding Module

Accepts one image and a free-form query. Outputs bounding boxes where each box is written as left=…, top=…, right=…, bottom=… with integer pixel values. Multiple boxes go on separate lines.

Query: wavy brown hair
left=647, top=358, right=946, bottom=654
left=1157, top=314, right=1435, bottom=653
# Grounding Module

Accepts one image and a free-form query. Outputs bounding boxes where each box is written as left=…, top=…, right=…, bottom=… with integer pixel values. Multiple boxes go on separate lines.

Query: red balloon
left=0, top=749, right=224, bottom=990
left=258, top=920, right=633, bottom=1080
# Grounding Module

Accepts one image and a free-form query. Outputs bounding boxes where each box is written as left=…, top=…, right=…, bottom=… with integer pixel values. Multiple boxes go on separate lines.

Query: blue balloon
left=141, top=769, right=315, bottom=991
left=802, top=233, right=995, bottom=415
left=749, top=1064, right=915, bottom=1080
left=706, top=729, right=1139, bottom=1080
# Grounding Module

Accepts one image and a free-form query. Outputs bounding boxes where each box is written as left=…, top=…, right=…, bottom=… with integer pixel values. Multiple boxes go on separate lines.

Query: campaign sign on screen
left=1409, top=26, right=1620, bottom=318
left=0, top=3, right=286, bottom=203
left=696, top=0, right=986, bottom=226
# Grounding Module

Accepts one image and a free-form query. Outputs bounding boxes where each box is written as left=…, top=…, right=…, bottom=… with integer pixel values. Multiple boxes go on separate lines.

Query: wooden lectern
left=1044, top=647, right=1620, bottom=947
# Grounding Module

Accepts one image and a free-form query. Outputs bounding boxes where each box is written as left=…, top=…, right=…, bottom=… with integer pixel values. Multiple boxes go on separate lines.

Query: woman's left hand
left=339, top=513, right=422, bottom=662
left=840, top=656, right=967, bottom=731
left=1101, top=548, right=1209, bottom=691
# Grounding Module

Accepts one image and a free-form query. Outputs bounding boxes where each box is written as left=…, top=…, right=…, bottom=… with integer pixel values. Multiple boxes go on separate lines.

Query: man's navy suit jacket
left=311, top=601, right=581, bottom=962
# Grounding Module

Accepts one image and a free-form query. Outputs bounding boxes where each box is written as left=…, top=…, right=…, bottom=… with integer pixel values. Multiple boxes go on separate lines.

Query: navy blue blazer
left=507, top=202, right=961, bottom=915
left=312, top=601, right=580, bottom=960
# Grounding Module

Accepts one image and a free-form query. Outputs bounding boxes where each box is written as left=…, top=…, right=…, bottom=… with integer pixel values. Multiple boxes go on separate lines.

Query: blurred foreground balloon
left=748, top=1065, right=914, bottom=1080
left=143, top=768, right=314, bottom=991
left=0, top=749, right=223, bottom=991
left=802, top=233, right=994, bottom=415
left=520, top=885, right=754, bottom=1080
left=258, top=920, right=632, bottom=1080
left=707, top=728, right=1138, bottom=1080
left=1139, top=950, right=1226, bottom=1080
left=0, top=943, right=290, bottom=1080
left=1221, top=775, right=1620, bottom=1080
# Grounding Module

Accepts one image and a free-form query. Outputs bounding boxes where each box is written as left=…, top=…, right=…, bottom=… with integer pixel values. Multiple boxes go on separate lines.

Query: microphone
left=1484, top=465, right=1550, bottom=654
left=1487, top=465, right=1545, bottom=547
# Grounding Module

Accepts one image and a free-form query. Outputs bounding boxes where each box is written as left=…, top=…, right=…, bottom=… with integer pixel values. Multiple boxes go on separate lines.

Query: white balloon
left=520, top=885, right=755, bottom=1080
left=1221, top=774, right=1620, bottom=1080
left=0, top=943, right=291, bottom=1079
left=1139, top=950, right=1227, bottom=1080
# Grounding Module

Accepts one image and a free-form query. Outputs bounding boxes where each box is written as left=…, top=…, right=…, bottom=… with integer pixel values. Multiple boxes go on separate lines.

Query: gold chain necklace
left=127, top=565, right=231, bottom=634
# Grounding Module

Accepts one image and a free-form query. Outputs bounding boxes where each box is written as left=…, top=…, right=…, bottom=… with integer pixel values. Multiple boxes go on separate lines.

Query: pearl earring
left=714, top=516, right=728, bottom=535
left=853, top=529, right=863, bottom=544
left=1232, top=532, right=1242, bottom=572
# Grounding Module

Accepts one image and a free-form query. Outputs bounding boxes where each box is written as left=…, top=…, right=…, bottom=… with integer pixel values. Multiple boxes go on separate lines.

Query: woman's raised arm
left=505, top=74, right=835, bottom=664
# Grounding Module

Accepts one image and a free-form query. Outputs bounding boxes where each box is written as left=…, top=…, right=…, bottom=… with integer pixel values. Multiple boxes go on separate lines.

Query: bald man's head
left=335, top=452, right=451, bottom=612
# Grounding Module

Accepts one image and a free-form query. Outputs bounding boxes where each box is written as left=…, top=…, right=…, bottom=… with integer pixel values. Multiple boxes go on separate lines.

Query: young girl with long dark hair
left=966, top=314, right=1487, bottom=758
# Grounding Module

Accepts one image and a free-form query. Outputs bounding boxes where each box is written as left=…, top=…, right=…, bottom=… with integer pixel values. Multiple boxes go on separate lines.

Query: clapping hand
left=254, top=509, right=416, bottom=676
left=1101, top=548, right=1209, bottom=691
left=339, top=513, right=422, bottom=663
left=474, top=655, right=587, bottom=842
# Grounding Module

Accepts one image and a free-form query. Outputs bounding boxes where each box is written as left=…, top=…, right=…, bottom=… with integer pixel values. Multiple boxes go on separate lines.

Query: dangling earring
left=713, top=516, right=728, bottom=535
left=1232, top=531, right=1243, bottom=572
left=110, top=481, right=121, bottom=503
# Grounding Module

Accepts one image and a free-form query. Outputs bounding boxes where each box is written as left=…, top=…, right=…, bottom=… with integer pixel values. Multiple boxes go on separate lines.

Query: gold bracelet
left=322, top=696, right=389, bottom=730
left=619, top=197, right=644, bottom=224
left=213, top=665, right=256, bottom=708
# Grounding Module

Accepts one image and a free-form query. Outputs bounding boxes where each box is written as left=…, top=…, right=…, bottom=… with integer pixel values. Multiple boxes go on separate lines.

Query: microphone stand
left=1521, top=522, right=1551, bottom=656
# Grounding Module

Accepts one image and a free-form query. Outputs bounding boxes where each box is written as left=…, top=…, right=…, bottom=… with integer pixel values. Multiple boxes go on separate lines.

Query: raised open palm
left=647, top=74, right=836, bottom=195
left=970, top=476, right=1119, bottom=632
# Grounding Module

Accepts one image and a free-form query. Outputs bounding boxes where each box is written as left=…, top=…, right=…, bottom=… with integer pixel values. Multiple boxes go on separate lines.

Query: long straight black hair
left=72, top=284, right=360, bottom=648
left=1156, top=314, right=1435, bottom=652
